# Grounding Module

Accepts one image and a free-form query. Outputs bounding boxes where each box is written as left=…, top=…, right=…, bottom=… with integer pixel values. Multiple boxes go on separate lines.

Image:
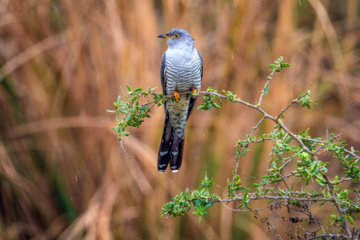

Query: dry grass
left=0, top=0, right=359, bottom=239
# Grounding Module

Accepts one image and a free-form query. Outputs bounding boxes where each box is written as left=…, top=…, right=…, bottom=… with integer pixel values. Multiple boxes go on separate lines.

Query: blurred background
left=0, top=0, right=359, bottom=239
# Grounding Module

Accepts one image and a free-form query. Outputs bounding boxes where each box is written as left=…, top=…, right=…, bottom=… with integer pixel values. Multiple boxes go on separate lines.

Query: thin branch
left=214, top=182, right=230, bottom=196
left=299, top=134, right=342, bottom=144
left=338, top=178, right=352, bottom=183
left=324, top=174, right=352, bottom=237
left=282, top=132, right=289, bottom=142
left=268, top=217, right=283, bottom=240
left=280, top=150, right=304, bottom=170
left=233, top=116, right=266, bottom=191
left=258, top=66, right=279, bottom=106
left=276, top=100, right=297, bottom=120
left=299, top=137, right=324, bottom=143
left=217, top=195, right=333, bottom=203
left=344, top=197, right=360, bottom=213
left=244, top=137, right=274, bottom=144
left=164, top=91, right=270, bottom=117
left=344, top=148, right=360, bottom=160
left=277, top=203, right=326, bottom=234
left=313, top=144, right=326, bottom=154
left=275, top=172, right=298, bottom=182
left=308, top=234, right=349, bottom=240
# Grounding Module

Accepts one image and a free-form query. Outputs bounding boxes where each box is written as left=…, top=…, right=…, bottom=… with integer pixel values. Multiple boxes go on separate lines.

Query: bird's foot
left=174, top=91, right=180, bottom=101
left=192, top=88, right=199, bottom=97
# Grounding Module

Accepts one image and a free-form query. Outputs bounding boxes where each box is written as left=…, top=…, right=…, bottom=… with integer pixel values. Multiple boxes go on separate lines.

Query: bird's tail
left=158, top=113, right=184, bottom=172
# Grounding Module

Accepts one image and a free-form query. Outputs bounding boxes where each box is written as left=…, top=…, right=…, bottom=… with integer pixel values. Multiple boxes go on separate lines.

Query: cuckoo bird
left=157, top=28, right=203, bottom=172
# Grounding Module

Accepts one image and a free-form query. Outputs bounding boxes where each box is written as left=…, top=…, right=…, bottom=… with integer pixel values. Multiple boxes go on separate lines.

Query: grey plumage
left=158, top=28, right=203, bottom=172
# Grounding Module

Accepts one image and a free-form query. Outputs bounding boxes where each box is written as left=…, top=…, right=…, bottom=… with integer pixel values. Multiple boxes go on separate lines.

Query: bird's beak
left=158, top=34, right=170, bottom=39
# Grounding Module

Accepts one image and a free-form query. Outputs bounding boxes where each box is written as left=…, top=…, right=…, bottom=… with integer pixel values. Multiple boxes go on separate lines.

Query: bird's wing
left=186, top=49, right=203, bottom=120
left=160, top=52, right=166, bottom=95
left=160, top=52, right=167, bottom=112
left=197, top=49, right=203, bottom=81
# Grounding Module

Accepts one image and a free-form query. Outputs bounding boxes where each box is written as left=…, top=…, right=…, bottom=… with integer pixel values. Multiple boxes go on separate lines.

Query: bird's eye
left=173, top=34, right=180, bottom=38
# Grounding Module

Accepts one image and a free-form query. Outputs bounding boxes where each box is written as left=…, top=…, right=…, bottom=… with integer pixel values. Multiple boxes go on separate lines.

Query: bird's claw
left=174, top=91, right=180, bottom=101
left=191, top=88, right=200, bottom=97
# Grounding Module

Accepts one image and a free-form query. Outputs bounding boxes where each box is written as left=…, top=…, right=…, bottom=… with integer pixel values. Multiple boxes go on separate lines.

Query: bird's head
left=158, top=28, right=194, bottom=49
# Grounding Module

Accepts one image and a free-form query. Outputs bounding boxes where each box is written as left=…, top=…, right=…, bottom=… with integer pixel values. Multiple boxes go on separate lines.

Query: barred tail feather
left=169, top=134, right=184, bottom=172
left=158, top=114, right=172, bottom=172
left=158, top=113, right=184, bottom=172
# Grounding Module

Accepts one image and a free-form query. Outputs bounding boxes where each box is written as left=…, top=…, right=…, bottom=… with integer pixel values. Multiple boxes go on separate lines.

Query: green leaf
left=126, top=85, right=131, bottom=91
left=140, top=105, right=149, bottom=111
left=237, top=203, right=245, bottom=208
left=203, top=201, right=214, bottom=211
left=340, top=216, right=345, bottom=225
left=264, top=84, right=269, bottom=95
left=346, top=215, right=354, bottom=225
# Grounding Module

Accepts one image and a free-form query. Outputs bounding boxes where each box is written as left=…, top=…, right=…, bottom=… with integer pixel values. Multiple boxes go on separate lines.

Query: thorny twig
left=161, top=89, right=355, bottom=238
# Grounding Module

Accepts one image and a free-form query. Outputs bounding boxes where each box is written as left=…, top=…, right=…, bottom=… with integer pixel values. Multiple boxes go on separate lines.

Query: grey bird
left=157, top=28, right=203, bottom=172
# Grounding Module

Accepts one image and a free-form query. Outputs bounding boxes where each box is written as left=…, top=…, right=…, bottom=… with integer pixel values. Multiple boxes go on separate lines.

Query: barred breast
left=164, top=50, right=202, bottom=94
